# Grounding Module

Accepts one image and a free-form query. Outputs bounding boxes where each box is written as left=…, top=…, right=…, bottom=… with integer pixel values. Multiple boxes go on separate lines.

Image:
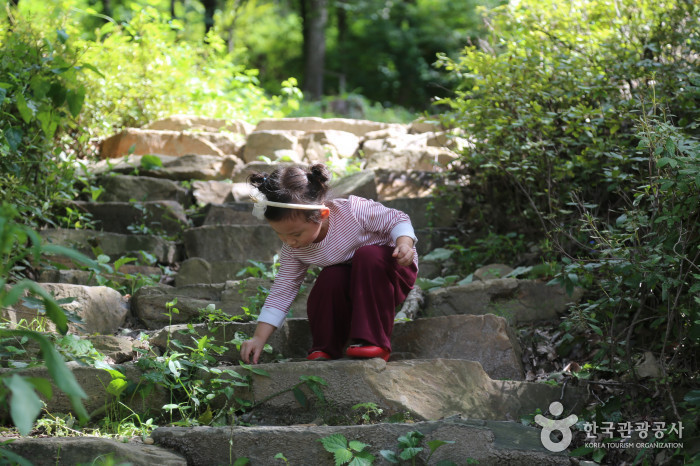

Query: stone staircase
left=1, top=116, right=585, bottom=465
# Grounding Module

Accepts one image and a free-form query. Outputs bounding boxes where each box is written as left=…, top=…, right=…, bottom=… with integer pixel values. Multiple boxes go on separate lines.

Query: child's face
left=268, top=213, right=327, bottom=249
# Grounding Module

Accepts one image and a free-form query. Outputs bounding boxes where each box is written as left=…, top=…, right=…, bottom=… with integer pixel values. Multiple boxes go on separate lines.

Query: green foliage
left=380, top=430, right=456, bottom=465
left=0, top=205, right=94, bottom=438
left=319, top=433, right=375, bottom=466
left=0, top=11, right=87, bottom=228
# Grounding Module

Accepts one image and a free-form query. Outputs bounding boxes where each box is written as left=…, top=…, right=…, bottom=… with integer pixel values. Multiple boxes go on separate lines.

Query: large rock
left=242, top=130, right=304, bottom=163
left=299, top=130, right=360, bottom=163
left=255, top=117, right=398, bottom=136
left=424, top=278, right=584, bottom=323
left=99, top=128, right=244, bottom=158
left=364, top=146, right=458, bottom=171
left=40, top=229, right=181, bottom=265
left=90, top=154, right=242, bottom=181
left=384, top=196, right=461, bottom=229
left=392, top=314, right=523, bottom=380
left=97, top=174, right=190, bottom=205
left=375, top=169, right=451, bottom=200
left=2, top=283, right=127, bottom=334
left=182, top=225, right=281, bottom=262
left=68, top=200, right=188, bottom=235
left=230, top=160, right=297, bottom=182
left=330, top=170, right=379, bottom=200
left=0, top=437, right=187, bottom=466
left=197, top=203, right=264, bottom=227
left=151, top=314, right=524, bottom=380
left=131, top=279, right=311, bottom=329
left=225, top=359, right=585, bottom=424
left=152, top=420, right=568, bottom=465
left=144, top=115, right=254, bottom=135
left=174, top=257, right=254, bottom=286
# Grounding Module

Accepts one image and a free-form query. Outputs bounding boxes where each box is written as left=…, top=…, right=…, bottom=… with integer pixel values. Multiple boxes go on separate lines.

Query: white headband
left=248, top=187, right=326, bottom=220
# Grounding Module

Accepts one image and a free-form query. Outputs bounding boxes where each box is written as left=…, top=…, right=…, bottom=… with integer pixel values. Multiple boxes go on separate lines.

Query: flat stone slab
left=131, top=279, right=310, bottom=328
left=152, top=419, right=568, bottom=465
left=232, top=359, right=584, bottom=425
left=182, top=224, right=281, bottom=262
left=40, top=229, right=181, bottom=265
left=3, top=359, right=585, bottom=428
left=255, top=117, right=398, bottom=136
left=99, top=127, right=244, bottom=158
left=95, top=174, right=191, bottom=205
left=424, top=278, right=584, bottom=323
left=89, top=154, right=242, bottom=181
left=196, top=202, right=263, bottom=226
left=174, top=257, right=258, bottom=286
left=0, top=436, right=187, bottom=466
left=69, top=200, right=188, bottom=235
left=151, top=314, right=524, bottom=380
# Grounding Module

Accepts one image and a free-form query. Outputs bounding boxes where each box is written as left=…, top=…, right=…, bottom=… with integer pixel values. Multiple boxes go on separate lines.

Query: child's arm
left=240, top=322, right=276, bottom=364
left=392, top=235, right=415, bottom=266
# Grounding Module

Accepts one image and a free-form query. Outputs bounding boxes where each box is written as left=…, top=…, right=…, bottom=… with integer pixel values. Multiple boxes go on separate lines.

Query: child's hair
left=248, top=164, right=332, bottom=222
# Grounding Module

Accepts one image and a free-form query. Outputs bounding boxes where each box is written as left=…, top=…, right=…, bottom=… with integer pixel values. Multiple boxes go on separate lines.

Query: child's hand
left=240, top=336, right=266, bottom=364
left=392, top=237, right=415, bottom=267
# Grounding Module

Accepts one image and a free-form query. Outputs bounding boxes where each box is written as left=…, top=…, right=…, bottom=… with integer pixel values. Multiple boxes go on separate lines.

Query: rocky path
left=1, top=116, right=585, bottom=465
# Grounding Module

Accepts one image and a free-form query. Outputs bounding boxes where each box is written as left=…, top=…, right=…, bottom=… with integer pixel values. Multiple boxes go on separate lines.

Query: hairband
left=248, top=187, right=326, bottom=220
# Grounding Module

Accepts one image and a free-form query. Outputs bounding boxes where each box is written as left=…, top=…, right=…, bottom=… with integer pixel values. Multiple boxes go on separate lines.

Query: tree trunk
left=170, top=0, right=176, bottom=19
left=301, top=0, right=328, bottom=101
left=201, top=0, right=217, bottom=36
left=336, top=0, right=348, bottom=94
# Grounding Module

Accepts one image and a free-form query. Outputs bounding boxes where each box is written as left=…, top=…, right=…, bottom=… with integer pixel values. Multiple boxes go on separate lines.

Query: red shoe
left=307, top=351, right=332, bottom=361
left=346, top=344, right=391, bottom=361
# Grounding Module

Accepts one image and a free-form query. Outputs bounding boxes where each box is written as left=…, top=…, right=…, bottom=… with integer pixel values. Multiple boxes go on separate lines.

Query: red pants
left=306, top=245, right=418, bottom=358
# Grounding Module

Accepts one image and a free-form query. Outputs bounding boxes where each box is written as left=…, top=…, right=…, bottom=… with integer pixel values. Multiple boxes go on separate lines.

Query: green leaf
left=0, top=446, right=33, bottom=466
left=379, top=450, right=400, bottom=463
left=140, top=154, right=163, bottom=170
left=5, top=126, right=22, bottom=151
left=320, top=434, right=348, bottom=452
left=349, top=440, right=369, bottom=452
left=16, top=93, right=33, bottom=123
left=349, top=451, right=375, bottom=466
left=569, top=446, right=595, bottom=457
left=56, top=29, right=69, bottom=43
left=66, top=86, right=86, bottom=118
left=26, top=377, right=53, bottom=400
left=232, top=458, right=249, bottom=466
left=399, top=447, right=423, bottom=460
left=106, top=378, right=128, bottom=397
left=4, top=374, right=43, bottom=436
left=292, top=386, right=307, bottom=408
left=239, top=362, right=270, bottom=377
left=333, top=448, right=353, bottom=465
left=427, top=439, right=455, bottom=454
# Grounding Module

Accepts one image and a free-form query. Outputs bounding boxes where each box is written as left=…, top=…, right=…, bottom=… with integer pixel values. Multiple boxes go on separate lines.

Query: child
left=239, top=164, right=418, bottom=364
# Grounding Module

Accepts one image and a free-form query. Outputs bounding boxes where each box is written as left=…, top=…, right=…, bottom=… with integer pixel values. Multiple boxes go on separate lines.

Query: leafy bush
left=0, top=11, right=87, bottom=227
left=70, top=7, right=301, bottom=139
left=437, top=0, right=699, bottom=461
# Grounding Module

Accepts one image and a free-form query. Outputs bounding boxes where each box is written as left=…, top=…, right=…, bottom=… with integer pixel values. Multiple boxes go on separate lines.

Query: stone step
left=424, top=277, right=584, bottom=324
left=131, top=278, right=311, bottom=328
left=1, top=359, right=584, bottom=427
left=182, top=224, right=281, bottom=263
left=89, top=154, right=242, bottom=182
left=39, top=228, right=181, bottom=265
left=151, top=314, right=524, bottom=380
left=0, top=436, right=187, bottom=466
left=151, top=419, right=568, bottom=465
left=69, top=200, right=188, bottom=235
left=94, top=174, right=191, bottom=205
left=99, top=127, right=244, bottom=159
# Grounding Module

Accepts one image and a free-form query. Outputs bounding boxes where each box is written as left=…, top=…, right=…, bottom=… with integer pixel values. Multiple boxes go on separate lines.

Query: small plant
left=319, top=433, right=375, bottom=465
left=380, top=430, right=456, bottom=465
left=352, top=402, right=384, bottom=425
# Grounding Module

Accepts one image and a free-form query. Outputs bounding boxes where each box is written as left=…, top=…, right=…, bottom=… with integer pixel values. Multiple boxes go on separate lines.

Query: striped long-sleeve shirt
left=257, top=195, right=418, bottom=328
